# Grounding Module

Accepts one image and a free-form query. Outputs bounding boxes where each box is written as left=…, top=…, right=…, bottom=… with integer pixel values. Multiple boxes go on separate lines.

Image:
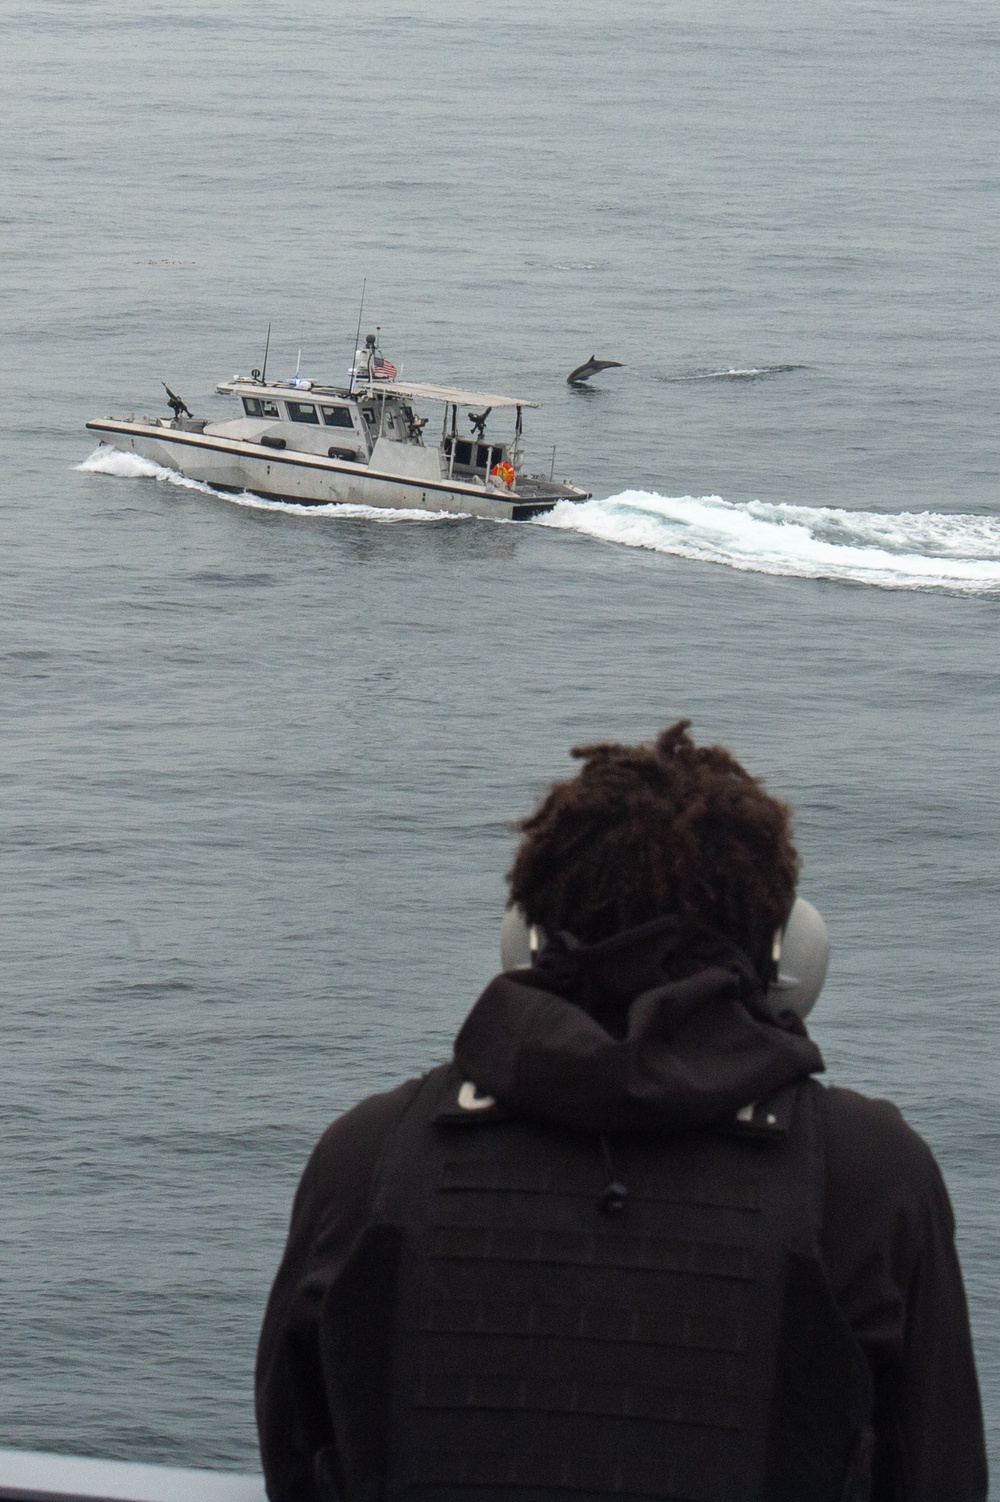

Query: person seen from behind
left=257, top=721, right=987, bottom=1501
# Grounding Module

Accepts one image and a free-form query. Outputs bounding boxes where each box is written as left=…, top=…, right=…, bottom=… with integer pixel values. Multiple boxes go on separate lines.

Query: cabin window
left=242, top=396, right=281, bottom=418
left=444, top=437, right=505, bottom=470
left=321, top=406, right=354, bottom=429
left=286, top=402, right=320, bottom=424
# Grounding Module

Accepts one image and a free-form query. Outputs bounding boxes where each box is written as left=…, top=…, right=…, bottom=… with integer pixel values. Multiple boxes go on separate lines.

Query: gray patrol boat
left=86, top=334, right=589, bottom=521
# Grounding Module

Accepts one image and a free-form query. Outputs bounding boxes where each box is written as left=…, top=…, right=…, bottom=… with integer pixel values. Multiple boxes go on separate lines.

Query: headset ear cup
left=764, top=898, right=830, bottom=1021
left=500, top=905, right=534, bottom=969
left=500, top=907, right=549, bottom=968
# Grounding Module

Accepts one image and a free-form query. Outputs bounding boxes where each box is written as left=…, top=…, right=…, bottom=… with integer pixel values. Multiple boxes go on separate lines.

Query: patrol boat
left=85, top=335, right=590, bottom=522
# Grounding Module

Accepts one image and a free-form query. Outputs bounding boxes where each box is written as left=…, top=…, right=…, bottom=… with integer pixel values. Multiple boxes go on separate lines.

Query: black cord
left=597, top=1135, right=629, bottom=1215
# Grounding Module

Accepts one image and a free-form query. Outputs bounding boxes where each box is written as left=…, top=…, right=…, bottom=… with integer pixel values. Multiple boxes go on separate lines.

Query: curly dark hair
left=507, top=721, right=799, bottom=953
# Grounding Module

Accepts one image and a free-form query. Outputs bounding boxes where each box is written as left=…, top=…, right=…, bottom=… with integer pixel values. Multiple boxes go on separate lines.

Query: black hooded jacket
left=256, top=921, right=987, bottom=1501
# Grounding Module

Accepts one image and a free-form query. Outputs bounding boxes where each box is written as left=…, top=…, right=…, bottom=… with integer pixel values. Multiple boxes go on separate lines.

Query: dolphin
left=566, top=357, right=623, bottom=385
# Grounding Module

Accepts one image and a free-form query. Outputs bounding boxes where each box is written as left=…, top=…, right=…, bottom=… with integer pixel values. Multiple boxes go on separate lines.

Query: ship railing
left=0, top=1448, right=266, bottom=1502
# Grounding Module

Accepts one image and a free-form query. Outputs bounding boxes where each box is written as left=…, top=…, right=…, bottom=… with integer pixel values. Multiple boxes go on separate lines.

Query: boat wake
left=75, top=446, right=464, bottom=523
left=537, top=490, right=1000, bottom=594
left=78, top=450, right=1000, bottom=594
left=667, top=364, right=805, bottom=382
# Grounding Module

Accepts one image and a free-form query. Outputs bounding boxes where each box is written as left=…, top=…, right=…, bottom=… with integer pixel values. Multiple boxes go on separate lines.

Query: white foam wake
left=669, top=364, right=804, bottom=382
left=536, top=491, right=1000, bottom=594
left=77, top=449, right=1000, bottom=593
left=75, top=446, right=463, bottom=523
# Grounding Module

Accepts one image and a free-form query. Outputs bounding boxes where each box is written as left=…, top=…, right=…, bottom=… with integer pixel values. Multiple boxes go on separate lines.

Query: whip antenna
left=261, top=321, right=271, bottom=384
left=348, top=279, right=366, bottom=396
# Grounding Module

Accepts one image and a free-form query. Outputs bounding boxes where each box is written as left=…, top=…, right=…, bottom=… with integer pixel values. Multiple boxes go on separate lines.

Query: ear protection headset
left=500, top=897, right=830, bottom=1022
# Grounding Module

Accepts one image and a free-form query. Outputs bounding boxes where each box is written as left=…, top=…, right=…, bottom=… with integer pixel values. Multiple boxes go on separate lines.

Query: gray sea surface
left=2, top=0, right=999, bottom=1478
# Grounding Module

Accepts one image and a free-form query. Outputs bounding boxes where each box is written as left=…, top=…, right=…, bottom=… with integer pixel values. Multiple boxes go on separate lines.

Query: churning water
left=541, top=492, right=1000, bottom=592
left=79, top=446, right=1000, bottom=592
left=3, top=0, right=999, bottom=1479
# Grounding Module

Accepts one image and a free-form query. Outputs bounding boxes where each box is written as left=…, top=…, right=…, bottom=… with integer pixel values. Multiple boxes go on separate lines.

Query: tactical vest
left=319, top=1065, right=873, bottom=1502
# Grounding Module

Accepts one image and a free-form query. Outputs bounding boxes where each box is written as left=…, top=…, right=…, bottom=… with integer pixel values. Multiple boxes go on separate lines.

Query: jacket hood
left=454, top=917, right=825, bottom=1133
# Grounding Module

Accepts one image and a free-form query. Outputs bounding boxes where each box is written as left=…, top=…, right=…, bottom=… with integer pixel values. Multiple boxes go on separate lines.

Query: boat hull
left=84, top=421, right=583, bottom=521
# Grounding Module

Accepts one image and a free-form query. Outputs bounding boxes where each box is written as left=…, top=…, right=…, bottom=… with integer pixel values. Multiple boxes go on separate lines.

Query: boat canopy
left=355, top=379, right=538, bottom=409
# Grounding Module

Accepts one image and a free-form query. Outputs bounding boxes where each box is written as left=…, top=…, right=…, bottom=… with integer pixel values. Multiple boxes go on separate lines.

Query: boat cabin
left=216, top=381, right=430, bottom=464
left=216, top=370, right=538, bottom=485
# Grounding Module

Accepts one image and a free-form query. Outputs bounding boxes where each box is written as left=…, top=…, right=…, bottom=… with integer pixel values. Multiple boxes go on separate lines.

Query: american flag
left=371, top=354, right=398, bottom=380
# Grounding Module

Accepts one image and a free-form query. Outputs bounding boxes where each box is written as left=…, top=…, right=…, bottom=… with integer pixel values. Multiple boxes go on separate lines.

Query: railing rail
left=0, top=1449, right=266, bottom=1502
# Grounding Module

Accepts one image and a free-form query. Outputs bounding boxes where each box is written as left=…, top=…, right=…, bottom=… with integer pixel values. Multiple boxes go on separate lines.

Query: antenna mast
left=348, top=280, right=366, bottom=396
left=261, top=322, right=271, bottom=384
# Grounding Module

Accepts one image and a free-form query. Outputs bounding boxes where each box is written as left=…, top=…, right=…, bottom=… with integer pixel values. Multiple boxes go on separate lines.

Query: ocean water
left=2, top=0, right=999, bottom=1478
